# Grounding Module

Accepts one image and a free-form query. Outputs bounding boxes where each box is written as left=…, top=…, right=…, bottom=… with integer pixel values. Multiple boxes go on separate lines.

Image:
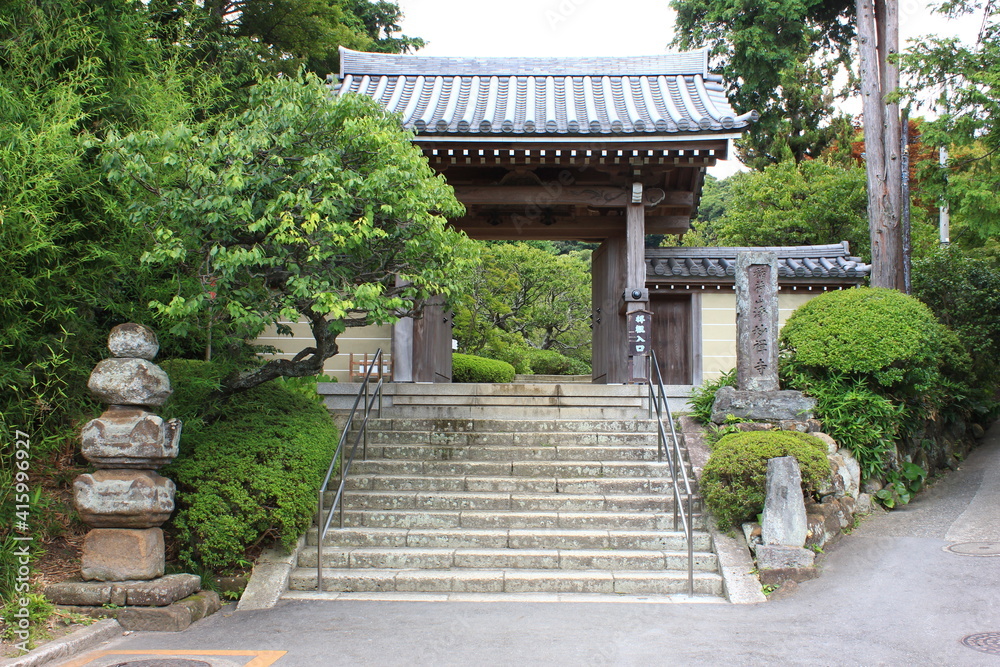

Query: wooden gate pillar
left=624, top=184, right=650, bottom=383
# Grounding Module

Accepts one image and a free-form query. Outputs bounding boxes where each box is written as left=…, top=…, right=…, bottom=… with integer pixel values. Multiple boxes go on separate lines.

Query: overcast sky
left=396, top=0, right=981, bottom=178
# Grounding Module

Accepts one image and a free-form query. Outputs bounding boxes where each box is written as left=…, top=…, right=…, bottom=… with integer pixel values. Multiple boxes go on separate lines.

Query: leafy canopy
left=104, top=74, right=473, bottom=391
left=901, top=0, right=1000, bottom=245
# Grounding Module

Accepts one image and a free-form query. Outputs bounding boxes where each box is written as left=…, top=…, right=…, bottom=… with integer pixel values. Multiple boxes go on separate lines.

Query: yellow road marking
left=60, top=649, right=287, bottom=667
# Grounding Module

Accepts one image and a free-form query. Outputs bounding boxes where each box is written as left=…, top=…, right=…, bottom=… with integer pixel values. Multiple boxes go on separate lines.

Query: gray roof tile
left=646, top=243, right=871, bottom=280
left=337, top=47, right=755, bottom=138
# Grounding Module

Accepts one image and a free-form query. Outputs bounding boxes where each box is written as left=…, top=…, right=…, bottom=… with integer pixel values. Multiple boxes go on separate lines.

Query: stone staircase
left=290, top=384, right=724, bottom=601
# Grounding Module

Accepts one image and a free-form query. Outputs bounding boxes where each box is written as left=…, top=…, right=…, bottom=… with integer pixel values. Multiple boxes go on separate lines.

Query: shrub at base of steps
left=452, top=354, right=515, bottom=383
left=161, top=361, right=338, bottom=573
left=701, top=430, right=830, bottom=530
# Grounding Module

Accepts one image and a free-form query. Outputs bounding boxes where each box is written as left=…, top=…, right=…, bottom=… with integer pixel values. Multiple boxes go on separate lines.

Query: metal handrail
left=316, top=348, right=384, bottom=592
left=646, top=350, right=696, bottom=596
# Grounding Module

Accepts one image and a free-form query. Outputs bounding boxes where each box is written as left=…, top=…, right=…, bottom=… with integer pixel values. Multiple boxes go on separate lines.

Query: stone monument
left=710, top=251, right=817, bottom=425
left=46, top=324, right=220, bottom=631
left=756, top=456, right=818, bottom=586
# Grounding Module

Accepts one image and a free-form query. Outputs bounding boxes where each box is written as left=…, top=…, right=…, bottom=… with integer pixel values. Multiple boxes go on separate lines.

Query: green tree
left=104, top=75, right=473, bottom=392
left=453, top=243, right=592, bottom=359
left=680, top=160, right=872, bottom=255
left=148, top=0, right=423, bottom=76
left=670, top=0, right=855, bottom=170
left=901, top=0, right=1000, bottom=246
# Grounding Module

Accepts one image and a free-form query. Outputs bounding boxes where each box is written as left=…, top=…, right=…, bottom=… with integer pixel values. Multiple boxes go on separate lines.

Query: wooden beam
left=451, top=215, right=690, bottom=241
left=453, top=185, right=694, bottom=208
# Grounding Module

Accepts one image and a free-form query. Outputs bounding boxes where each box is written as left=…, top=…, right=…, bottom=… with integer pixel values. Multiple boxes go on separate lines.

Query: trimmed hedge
left=701, top=430, right=830, bottom=529
left=161, top=360, right=338, bottom=572
left=779, top=287, right=964, bottom=389
left=520, top=348, right=591, bottom=375
left=452, top=353, right=515, bottom=383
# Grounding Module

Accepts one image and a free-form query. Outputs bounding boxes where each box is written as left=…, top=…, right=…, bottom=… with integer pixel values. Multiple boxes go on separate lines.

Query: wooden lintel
left=418, top=139, right=732, bottom=154
left=453, top=185, right=694, bottom=208
left=451, top=215, right=690, bottom=241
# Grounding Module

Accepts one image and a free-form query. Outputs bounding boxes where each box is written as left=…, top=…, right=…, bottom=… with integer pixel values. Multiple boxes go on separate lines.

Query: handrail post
left=317, top=489, right=324, bottom=592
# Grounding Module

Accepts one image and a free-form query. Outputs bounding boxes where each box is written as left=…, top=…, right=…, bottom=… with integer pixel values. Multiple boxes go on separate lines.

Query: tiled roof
left=336, top=47, right=756, bottom=138
left=646, top=243, right=871, bottom=280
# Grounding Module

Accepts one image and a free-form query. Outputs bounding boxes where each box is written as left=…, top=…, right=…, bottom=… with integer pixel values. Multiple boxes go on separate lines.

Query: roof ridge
left=339, top=47, right=711, bottom=79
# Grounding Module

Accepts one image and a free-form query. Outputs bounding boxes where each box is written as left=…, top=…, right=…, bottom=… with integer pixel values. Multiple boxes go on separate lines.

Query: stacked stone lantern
left=47, top=324, right=220, bottom=631
left=75, top=323, right=180, bottom=580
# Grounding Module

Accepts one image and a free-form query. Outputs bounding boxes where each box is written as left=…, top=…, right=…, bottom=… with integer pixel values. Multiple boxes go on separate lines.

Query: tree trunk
left=859, top=0, right=904, bottom=289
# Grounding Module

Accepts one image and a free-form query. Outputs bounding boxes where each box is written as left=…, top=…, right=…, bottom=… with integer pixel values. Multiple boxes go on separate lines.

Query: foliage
left=162, top=361, right=338, bottom=572
left=876, top=462, right=928, bottom=508
left=453, top=242, right=592, bottom=361
left=780, top=287, right=974, bottom=479
left=687, top=368, right=736, bottom=424
left=518, top=349, right=591, bottom=376
left=670, top=0, right=855, bottom=169
left=451, top=354, right=516, bottom=384
left=781, top=371, right=903, bottom=479
left=105, top=75, right=473, bottom=392
left=900, top=0, right=1000, bottom=245
left=680, top=160, right=871, bottom=257
left=147, top=0, right=423, bottom=76
left=0, top=591, right=54, bottom=649
left=913, top=247, right=1000, bottom=417
left=701, top=431, right=831, bottom=529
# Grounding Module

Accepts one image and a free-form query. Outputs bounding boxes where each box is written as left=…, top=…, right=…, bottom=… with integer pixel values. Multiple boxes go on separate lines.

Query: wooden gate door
left=591, top=239, right=627, bottom=383
left=650, top=294, right=692, bottom=385
left=412, top=296, right=453, bottom=382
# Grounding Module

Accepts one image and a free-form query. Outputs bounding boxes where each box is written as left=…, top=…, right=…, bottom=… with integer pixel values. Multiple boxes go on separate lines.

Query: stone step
left=389, top=394, right=647, bottom=408
left=376, top=406, right=653, bottom=420
left=361, top=444, right=662, bottom=462
left=349, top=459, right=691, bottom=478
left=307, top=527, right=711, bottom=551
left=387, top=383, right=651, bottom=397
left=289, top=567, right=724, bottom=597
left=322, top=509, right=706, bottom=531
left=332, top=491, right=680, bottom=513
left=362, top=418, right=660, bottom=433
left=296, top=546, right=719, bottom=572
left=344, top=474, right=679, bottom=494
left=363, top=430, right=659, bottom=446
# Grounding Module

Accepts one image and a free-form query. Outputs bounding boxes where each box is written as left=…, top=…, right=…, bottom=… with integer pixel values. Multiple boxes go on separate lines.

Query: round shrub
left=452, top=353, right=515, bottom=383
left=521, top=348, right=591, bottom=375
left=161, top=360, right=338, bottom=572
left=779, top=287, right=957, bottom=388
left=701, top=430, right=830, bottom=529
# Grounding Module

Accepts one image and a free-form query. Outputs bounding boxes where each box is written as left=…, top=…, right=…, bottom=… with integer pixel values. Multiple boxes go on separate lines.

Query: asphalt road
left=60, top=424, right=1000, bottom=667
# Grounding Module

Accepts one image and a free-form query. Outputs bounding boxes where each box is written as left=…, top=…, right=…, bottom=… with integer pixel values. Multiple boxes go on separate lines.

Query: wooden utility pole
left=857, top=0, right=905, bottom=289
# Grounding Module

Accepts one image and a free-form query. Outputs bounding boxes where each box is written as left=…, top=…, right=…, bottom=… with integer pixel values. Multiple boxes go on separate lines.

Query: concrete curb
left=711, top=524, right=767, bottom=604
left=236, top=534, right=305, bottom=611
left=680, top=416, right=766, bottom=604
left=0, top=618, right=122, bottom=667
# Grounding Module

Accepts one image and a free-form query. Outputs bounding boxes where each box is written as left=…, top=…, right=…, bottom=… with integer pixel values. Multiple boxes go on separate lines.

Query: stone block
left=176, top=590, right=222, bottom=622
left=758, top=567, right=819, bottom=587
left=81, top=406, right=181, bottom=469
left=834, top=448, right=861, bottom=499
left=122, top=573, right=201, bottom=606
left=761, top=457, right=808, bottom=548
left=74, top=470, right=175, bottom=528
left=805, top=513, right=828, bottom=550
left=710, top=386, right=817, bottom=424
left=81, top=528, right=164, bottom=581
left=45, top=580, right=114, bottom=606
left=116, top=604, right=192, bottom=632
left=108, top=323, right=159, bottom=360
left=755, top=544, right=815, bottom=570
left=88, top=358, right=172, bottom=407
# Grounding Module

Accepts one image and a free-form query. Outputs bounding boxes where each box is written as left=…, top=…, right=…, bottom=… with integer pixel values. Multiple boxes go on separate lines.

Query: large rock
left=81, top=407, right=181, bottom=469
left=833, top=448, right=861, bottom=499
left=761, top=456, right=808, bottom=547
left=710, top=386, right=817, bottom=424
left=81, top=528, right=164, bottom=581
left=108, top=323, right=159, bottom=360
left=88, top=358, right=172, bottom=407
left=74, top=470, right=175, bottom=528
